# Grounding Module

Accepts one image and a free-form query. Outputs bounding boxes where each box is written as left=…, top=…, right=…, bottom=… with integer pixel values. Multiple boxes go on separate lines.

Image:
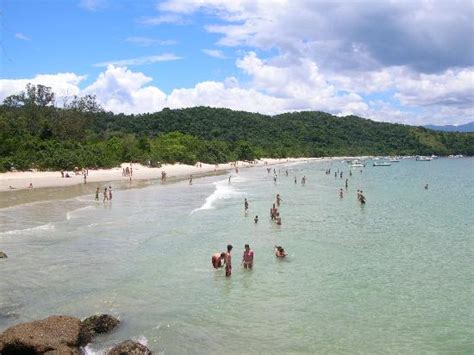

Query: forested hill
left=0, top=85, right=473, bottom=171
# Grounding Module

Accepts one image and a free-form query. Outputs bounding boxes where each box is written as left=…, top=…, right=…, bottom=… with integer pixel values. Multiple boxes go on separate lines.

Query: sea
left=0, top=158, right=473, bottom=354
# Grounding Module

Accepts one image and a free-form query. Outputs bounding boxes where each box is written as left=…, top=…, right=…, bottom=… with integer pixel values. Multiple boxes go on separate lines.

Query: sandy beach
left=0, top=158, right=324, bottom=192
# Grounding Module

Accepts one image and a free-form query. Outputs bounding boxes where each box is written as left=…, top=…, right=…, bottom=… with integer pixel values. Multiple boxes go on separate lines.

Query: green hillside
left=0, top=85, right=472, bottom=171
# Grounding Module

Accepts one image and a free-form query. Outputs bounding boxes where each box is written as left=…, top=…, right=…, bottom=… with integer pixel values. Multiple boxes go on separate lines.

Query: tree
left=3, top=83, right=55, bottom=107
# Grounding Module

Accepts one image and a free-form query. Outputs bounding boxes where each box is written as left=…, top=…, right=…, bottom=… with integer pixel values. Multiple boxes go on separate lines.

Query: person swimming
left=212, top=252, right=226, bottom=269
left=275, top=246, right=287, bottom=258
left=254, top=215, right=259, bottom=223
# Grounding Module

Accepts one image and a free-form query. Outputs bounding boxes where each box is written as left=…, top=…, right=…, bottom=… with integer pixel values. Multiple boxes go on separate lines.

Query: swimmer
left=294, top=177, right=297, bottom=184
left=242, top=244, right=254, bottom=269
left=276, top=194, right=282, bottom=206
left=339, top=188, right=343, bottom=198
left=275, top=246, right=287, bottom=258
left=254, top=215, right=259, bottom=223
left=225, top=244, right=233, bottom=277
left=211, top=252, right=226, bottom=269
left=425, top=184, right=429, bottom=190
left=345, top=179, right=348, bottom=189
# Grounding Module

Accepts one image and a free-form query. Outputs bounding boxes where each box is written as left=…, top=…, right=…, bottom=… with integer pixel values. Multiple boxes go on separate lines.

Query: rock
left=0, top=315, right=89, bottom=354
left=0, top=251, right=7, bottom=258
left=81, top=314, right=120, bottom=337
left=108, top=340, right=152, bottom=355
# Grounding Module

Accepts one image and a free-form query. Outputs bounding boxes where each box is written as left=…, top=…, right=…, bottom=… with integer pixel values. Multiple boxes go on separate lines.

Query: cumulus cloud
left=93, top=54, right=182, bottom=67
left=0, top=73, right=85, bottom=103
left=158, top=0, right=474, bottom=73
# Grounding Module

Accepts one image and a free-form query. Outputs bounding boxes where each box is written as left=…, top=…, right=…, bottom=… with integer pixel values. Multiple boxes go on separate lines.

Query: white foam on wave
left=0, top=222, right=55, bottom=236
left=82, top=335, right=149, bottom=355
left=192, top=180, right=243, bottom=213
left=66, top=205, right=94, bottom=220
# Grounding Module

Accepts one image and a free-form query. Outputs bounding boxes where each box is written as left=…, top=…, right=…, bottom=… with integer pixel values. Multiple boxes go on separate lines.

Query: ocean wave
left=0, top=222, right=55, bottom=236
left=66, top=205, right=94, bottom=220
left=192, top=180, right=244, bottom=213
left=82, top=335, right=149, bottom=355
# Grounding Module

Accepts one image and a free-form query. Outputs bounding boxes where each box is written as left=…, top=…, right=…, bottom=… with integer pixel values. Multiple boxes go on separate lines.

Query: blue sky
left=1, top=0, right=473, bottom=125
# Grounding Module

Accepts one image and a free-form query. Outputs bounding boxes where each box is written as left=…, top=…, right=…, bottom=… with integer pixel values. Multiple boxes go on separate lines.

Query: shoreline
left=0, top=157, right=333, bottom=193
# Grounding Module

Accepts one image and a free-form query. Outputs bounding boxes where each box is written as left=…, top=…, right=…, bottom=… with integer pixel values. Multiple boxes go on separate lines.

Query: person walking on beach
left=95, top=187, right=100, bottom=201
left=108, top=186, right=112, bottom=200
left=103, top=187, right=108, bottom=203
left=212, top=252, right=226, bottom=269
left=225, top=244, right=233, bottom=277
left=242, top=244, right=254, bottom=269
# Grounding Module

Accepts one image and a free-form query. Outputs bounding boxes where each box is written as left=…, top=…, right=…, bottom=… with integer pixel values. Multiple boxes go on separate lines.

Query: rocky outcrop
left=0, top=251, right=7, bottom=258
left=0, top=315, right=89, bottom=354
left=81, top=314, right=120, bottom=338
left=108, top=340, right=152, bottom=355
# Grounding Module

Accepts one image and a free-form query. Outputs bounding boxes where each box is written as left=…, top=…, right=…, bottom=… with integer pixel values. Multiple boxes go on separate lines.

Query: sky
left=1, top=0, right=473, bottom=125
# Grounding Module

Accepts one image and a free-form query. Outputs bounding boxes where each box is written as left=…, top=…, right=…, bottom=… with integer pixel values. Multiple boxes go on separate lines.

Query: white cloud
left=93, top=54, right=182, bottom=67
left=125, top=37, right=177, bottom=47
left=78, top=0, right=107, bottom=11
left=83, top=66, right=167, bottom=114
left=202, top=49, right=227, bottom=59
left=138, top=14, right=187, bottom=25
left=0, top=73, right=85, bottom=103
left=15, top=33, right=31, bottom=41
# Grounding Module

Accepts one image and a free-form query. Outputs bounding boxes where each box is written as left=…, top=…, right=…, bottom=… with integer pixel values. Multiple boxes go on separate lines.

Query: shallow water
left=1, top=158, right=473, bottom=353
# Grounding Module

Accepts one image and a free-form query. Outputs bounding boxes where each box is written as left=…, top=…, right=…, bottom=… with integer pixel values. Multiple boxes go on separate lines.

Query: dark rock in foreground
left=0, top=315, right=89, bottom=354
left=0, top=251, right=7, bottom=258
left=81, top=314, right=120, bottom=338
left=108, top=340, right=152, bottom=355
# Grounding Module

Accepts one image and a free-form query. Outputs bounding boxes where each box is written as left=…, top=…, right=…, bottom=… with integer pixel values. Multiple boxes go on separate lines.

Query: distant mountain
left=425, top=122, right=474, bottom=132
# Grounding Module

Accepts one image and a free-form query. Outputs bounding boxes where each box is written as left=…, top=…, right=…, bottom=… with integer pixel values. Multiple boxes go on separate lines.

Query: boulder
left=108, top=340, right=152, bottom=355
left=81, top=314, right=120, bottom=338
left=0, top=315, right=89, bottom=354
left=0, top=251, right=7, bottom=259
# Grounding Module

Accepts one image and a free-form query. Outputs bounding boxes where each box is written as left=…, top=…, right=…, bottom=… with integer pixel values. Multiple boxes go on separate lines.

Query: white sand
left=0, top=158, right=325, bottom=192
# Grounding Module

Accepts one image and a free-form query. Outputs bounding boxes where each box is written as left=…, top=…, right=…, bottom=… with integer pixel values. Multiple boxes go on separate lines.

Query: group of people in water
left=95, top=185, right=113, bottom=203
left=212, top=243, right=287, bottom=277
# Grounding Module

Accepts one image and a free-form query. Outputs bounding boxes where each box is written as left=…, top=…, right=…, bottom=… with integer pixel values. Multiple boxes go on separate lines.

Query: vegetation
left=1, top=84, right=473, bottom=172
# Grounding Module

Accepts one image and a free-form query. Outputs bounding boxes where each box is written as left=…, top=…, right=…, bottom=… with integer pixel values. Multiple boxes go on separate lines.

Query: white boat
left=416, top=156, right=432, bottom=161
left=349, top=159, right=365, bottom=168
left=389, top=157, right=400, bottom=162
left=373, top=161, right=391, bottom=166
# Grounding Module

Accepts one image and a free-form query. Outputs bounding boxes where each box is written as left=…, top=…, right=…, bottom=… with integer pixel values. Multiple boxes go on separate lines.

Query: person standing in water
left=254, top=215, right=259, bottom=223
left=345, top=179, right=348, bottom=189
left=189, top=174, right=193, bottom=185
left=95, top=187, right=100, bottom=201
left=425, top=184, right=429, bottom=190
left=244, top=198, right=249, bottom=212
left=108, top=186, right=112, bottom=200
left=103, top=187, right=108, bottom=203
left=339, top=188, right=344, bottom=198
left=294, top=177, right=297, bottom=184
left=275, top=246, right=287, bottom=258
left=242, top=244, right=254, bottom=269
left=225, top=244, right=233, bottom=277
left=276, top=194, right=282, bottom=206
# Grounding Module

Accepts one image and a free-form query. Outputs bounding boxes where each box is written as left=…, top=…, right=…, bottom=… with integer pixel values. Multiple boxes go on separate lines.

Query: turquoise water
left=0, top=158, right=473, bottom=353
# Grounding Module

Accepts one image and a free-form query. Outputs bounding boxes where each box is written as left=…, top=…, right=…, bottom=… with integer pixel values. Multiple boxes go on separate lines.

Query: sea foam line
left=0, top=222, right=55, bottom=236
left=191, top=180, right=243, bottom=213
left=66, top=205, right=94, bottom=220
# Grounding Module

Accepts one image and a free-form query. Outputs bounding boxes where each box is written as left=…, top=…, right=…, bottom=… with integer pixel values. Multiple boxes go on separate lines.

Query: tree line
left=0, top=84, right=472, bottom=172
